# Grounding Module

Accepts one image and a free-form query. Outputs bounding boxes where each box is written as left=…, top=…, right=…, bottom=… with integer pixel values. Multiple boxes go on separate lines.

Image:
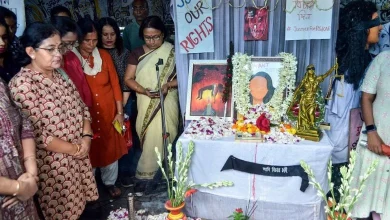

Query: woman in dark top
left=97, top=17, right=131, bottom=105
left=0, top=17, right=19, bottom=83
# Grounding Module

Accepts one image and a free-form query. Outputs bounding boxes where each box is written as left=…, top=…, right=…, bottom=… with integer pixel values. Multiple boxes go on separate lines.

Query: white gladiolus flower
left=300, top=151, right=378, bottom=220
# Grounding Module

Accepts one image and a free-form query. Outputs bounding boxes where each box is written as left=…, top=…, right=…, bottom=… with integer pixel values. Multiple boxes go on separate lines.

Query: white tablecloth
left=178, top=133, right=333, bottom=220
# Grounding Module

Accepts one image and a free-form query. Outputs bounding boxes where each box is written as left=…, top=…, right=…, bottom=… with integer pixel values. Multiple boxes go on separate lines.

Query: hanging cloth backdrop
left=171, top=0, right=339, bottom=120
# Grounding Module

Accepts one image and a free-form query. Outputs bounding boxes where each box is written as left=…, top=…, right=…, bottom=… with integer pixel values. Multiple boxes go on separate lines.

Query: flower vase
left=165, top=201, right=186, bottom=220
left=326, top=200, right=352, bottom=220
left=327, top=213, right=351, bottom=220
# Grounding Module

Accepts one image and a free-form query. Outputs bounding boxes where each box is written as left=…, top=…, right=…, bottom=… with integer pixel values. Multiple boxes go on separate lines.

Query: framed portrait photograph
left=185, top=60, right=234, bottom=121
left=249, top=57, right=283, bottom=106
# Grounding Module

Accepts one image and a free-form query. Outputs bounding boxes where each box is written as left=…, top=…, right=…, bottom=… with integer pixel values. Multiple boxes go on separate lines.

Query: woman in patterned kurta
left=350, top=51, right=390, bottom=219
left=0, top=18, right=39, bottom=220
left=73, top=17, right=127, bottom=198
left=9, top=22, right=98, bottom=220
left=0, top=80, right=39, bottom=220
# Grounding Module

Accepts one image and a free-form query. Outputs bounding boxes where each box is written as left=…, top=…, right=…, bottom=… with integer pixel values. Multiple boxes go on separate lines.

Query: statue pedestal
left=296, top=129, right=322, bottom=142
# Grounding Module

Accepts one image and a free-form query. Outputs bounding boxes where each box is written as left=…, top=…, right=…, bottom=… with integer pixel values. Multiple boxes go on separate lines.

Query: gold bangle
left=13, top=180, right=20, bottom=196
left=73, top=144, right=80, bottom=154
left=117, top=112, right=123, bottom=115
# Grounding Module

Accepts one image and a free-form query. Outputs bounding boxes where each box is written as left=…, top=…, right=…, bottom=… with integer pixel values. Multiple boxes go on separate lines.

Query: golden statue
left=290, top=63, right=338, bottom=141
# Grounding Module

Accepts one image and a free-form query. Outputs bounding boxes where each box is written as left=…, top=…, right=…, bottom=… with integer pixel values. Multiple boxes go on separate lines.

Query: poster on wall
left=285, top=0, right=333, bottom=40
left=244, top=7, right=268, bottom=41
left=175, top=0, right=214, bottom=54
left=0, top=0, right=26, bottom=37
left=185, top=60, right=233, bottom=120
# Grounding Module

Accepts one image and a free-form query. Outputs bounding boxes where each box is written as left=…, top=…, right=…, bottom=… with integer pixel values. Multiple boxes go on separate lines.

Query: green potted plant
left=300, top=150, right=378, bottom=220
left=155, top=141, right=234, bottom=220
left=228, top=200, right=257, bottom=220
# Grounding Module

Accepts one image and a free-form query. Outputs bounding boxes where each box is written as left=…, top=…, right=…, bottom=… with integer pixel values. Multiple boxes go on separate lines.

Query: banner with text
left=176, top=0, right=214, bottom=54
left=285, top=0, right=333, bottom=40
left=0, top=0, right=26, bottom=36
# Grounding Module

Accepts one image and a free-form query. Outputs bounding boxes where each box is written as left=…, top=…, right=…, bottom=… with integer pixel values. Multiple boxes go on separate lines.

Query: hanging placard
left=175, top=0, right=215, bottom=54
left=285, top=0, right=333, bottom=40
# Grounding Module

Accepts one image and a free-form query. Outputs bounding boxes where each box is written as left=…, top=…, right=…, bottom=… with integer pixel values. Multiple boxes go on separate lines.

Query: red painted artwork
left=244, top=7, right=269, bottom=41
left=188, top=64, right=233, bottom=119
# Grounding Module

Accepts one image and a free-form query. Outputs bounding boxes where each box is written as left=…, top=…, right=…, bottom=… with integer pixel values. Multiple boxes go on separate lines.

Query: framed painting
left=244, top=7, right=269, bottom=41
left=185, top=60, right=234, bottom=121
left=249, top=57, right=283, bottom=106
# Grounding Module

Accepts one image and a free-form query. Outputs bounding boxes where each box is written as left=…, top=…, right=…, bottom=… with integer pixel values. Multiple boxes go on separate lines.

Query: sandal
left=105, top=185, right=122, bottom=198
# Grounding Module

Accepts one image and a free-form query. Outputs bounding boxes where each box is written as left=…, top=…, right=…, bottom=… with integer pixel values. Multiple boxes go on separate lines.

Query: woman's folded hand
left=367, top=131, right=384, bottom=155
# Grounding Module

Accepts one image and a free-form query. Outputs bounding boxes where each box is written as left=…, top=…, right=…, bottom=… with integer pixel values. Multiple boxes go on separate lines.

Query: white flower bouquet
left=300, top=150, right=378, bottom=220
left=155, top=141, right=234, bottom=208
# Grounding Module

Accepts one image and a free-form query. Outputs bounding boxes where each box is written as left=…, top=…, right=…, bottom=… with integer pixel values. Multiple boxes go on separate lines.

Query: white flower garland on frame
left=232, top=52, right=297, bottom=122
left=232, top=53, right=251, bottom=115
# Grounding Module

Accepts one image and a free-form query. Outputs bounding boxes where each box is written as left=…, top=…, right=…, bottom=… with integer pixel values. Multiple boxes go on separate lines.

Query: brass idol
left=290, top=63, right=338, bottom=141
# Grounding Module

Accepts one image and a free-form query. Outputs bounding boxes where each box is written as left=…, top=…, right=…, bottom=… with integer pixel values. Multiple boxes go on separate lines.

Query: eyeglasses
left=36, top=46, right=66, bottom=55
left=132, top=6, right=147, bottom=12
left=62, top=41, right=78, bottom=50
left=144, top=35, right=162, bottom=42
left=307, top=67, right=315, bottom=70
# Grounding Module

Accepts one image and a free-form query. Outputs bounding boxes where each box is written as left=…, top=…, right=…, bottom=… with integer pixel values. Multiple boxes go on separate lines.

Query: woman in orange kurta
left=73, top=17, right=127, bottom=198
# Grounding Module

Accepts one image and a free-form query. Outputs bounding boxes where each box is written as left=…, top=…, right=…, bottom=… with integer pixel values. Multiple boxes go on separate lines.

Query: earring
left=31, top=56, right=35, bottom=59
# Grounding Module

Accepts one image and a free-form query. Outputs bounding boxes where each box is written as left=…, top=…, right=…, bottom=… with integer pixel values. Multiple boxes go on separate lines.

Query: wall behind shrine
left=24, top=0, right=167, bottom=26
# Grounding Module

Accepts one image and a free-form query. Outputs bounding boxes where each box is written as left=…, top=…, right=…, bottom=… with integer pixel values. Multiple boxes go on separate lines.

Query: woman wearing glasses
left=73, top=16, right=127, bottom=198
left=52, top=16, right=92, bottom=107
left=124, top=16, right=179, bottom=193
left=9, top=22, right=98, bottom=219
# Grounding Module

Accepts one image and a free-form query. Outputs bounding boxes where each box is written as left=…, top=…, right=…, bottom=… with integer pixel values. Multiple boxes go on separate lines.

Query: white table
left=178, top=133, right=333, bottom=220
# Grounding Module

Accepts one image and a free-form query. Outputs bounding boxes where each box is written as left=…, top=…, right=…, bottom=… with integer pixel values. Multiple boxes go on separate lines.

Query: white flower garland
left=264, top=127, right=303, bottom=144
left=232, top=52, right=297, bottom=122
left=184, top=117, right=235, bottom=140
left=107, top=208, right=202, bottom=220
left=232, top=53, right=251, bottom=115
